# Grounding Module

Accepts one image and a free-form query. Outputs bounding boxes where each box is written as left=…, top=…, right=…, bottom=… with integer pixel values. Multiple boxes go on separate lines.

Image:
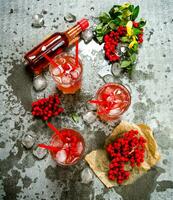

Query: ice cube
left=83, top=111, right=96, bottom=124
left=103, top=74, right=115, bottom=83
left=76, top=142, right=83, bottom=155
left=55, top=150, right=67, bottom=163
left=81, top=168, right=93, bottom=184
left=33, top=75, right=47, bottom=91
left=61, top=75, right=72, bottom=84
left=104, top=86, right=115, bottom=95
left=22, top=134, right=35, bottom=149
left=111, top=63, right=122, bottom=77
left=52, top=66, right=64, bottom=76
left=86, top=101, right=97, bottom=111
left=64, top=13, right=76, bottom=23
left=52, top=139, right=64, bottom=148
left=109, top=108, right=121, bottom=116
left=33, top=146, right=48, bottom=160
left=71, top=70, right=79, bottom=79
left=32, top=14, right=44, bottom=28
left=81, top=28, right=93, bottom=44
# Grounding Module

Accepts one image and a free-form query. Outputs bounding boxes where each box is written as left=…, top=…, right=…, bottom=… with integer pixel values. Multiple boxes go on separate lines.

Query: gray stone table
left=0, top=0, right=173, bottom=199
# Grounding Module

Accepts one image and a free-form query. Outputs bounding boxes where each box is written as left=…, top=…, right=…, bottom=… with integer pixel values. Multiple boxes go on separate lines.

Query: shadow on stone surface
left=114, top=166, right=165, bottom=200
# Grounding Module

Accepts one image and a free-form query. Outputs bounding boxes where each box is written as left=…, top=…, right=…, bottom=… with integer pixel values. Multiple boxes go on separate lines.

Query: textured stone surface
left=0, top=0, right=173, bottom=199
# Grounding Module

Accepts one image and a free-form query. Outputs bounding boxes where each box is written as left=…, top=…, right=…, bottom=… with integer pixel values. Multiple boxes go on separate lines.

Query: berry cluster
left=104, top=26, right=127, bottom=62
left=106, top=129, right=146, bottom=184
left=32, top=94, right=64, bottom=121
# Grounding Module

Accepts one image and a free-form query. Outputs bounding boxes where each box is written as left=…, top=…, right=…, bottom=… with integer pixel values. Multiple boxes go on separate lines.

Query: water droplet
left=33, top=74, right=47, bottom=91
left=81, top=168, right=93, bottom=184
left=22, top=135, right=35, bottom=149
left=64, top=13, right=76, bottom=23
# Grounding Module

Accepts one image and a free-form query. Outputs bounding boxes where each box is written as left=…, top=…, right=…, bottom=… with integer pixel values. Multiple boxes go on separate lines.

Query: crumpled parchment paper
left=85, top=121, right=160, bottom=188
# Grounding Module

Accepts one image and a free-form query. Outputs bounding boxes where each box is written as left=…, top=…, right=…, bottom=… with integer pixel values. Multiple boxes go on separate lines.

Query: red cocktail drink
left=93, top=83, right=131, bottom=121
left=49, top=53, right=82, bottom=94
left=50, top=128, right=85, bottom=166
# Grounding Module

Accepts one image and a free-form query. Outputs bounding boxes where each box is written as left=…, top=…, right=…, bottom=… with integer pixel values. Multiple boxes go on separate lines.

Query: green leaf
left=131, top=5, right=140, bottom=20
left=129, top=5, right=134, bottom=12
left=96, top=36, right=104, bottom=43
left=132, top=27, right=141, bottom=35
left=96, top=23, right=103, bottom=30
left=108, top=20, right=117, bottom=29
left=71, top=113, right=80, bottom=123
left=109, top=5, right=122, bottom=18
left=122, top=9, right=132, bottom=19
left=120, top=60, right=131, bottom=68
left=99, top=12, right=111, bottom=23
left=130, top=54, right=137, bottom=63
left=132, top=43, right=139, bottom=52
left=121, top=36, right=130, bottom=43
left=112, top=18, right=121, bottom=26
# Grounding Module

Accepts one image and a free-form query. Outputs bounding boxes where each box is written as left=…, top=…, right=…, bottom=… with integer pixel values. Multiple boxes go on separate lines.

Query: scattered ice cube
left=33, top=146, right=48, bottom=160
left=55, top=150, right=67, bottom=163
left=83, top=111, right=97, bottom=124
left=103, top=74, right=115, bottom=83
left=33, top=75, right=47, bottom=91
left=109, top=108, right=121, bottom=116
left=32, top=14, right=44, bottom=28
left=111, top=63, right=122, bottom=77
left=81, top=168, right=93, bottom=184
left=86, top=101, right=97, bottom=111
left=22, top=135, right=35, bottom=149
left=98, top=65, right=112, bottom=78
left=76, top=142, right=83, bottom=155
left=81, top=28, right=93, bottom=44
left=64, top=13, right=76, bottom=23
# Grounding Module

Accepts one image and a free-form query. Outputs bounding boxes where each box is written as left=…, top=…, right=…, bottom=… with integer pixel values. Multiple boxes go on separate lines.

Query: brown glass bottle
left=24, top=18, right=89, bottom=75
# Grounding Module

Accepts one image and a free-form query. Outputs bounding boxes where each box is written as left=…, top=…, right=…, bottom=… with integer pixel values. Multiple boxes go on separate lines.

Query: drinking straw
left=43, top=53, right=58, bottom=68
left=38, top=144, right=60, bottom=152
left=47, top=122, right=64, bottom=142
left=75, top=39, right=79, bottom=70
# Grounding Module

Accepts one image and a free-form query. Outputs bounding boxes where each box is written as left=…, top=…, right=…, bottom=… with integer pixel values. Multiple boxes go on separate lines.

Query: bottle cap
left=77, top=18, right=89, bottom=31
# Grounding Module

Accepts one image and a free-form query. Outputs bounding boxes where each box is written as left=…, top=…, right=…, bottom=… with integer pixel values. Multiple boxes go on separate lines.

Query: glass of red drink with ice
left=50, top=128, right=85, bottom=166
left=49, top=53, right=83, bottom=94
left=93, top=83, right=131, bottom=121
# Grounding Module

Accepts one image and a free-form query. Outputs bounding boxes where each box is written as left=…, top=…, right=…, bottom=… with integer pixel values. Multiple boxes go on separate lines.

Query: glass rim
left=50, top=128, right=85, bottom=166
left=49, top=53, right=83, bottom=85
left=96, top=82, right=131, bottom=117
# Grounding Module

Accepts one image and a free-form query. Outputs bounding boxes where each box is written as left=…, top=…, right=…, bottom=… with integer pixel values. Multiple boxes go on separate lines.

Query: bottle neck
left=65, top=24, right=82, bottom=46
